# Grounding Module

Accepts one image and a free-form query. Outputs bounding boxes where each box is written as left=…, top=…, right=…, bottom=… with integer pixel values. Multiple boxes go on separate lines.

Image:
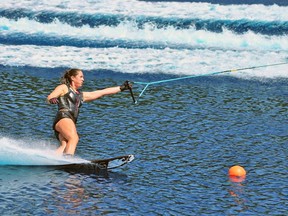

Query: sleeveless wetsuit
left=53, top=86, right=83, bottom=140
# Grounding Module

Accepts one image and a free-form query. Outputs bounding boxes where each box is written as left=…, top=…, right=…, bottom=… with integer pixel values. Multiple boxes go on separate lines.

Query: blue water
left=1, top=0, right=288, bottom=215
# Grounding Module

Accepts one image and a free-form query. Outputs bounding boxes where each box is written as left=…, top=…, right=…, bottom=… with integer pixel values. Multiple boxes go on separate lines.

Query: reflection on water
left=228, top=180, right=249, bottom=213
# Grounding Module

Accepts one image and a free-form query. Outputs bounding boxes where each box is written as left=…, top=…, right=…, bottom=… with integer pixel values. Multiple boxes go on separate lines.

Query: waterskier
left=47, top=68, right=131, bottom=156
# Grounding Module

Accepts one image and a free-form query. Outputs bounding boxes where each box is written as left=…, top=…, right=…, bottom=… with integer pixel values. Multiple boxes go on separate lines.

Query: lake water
left=0, top=0, right=287, bottom=215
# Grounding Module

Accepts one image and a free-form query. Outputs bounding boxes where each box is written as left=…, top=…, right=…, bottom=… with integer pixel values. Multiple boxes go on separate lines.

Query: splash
left=0, top=137, right=88, bottom=165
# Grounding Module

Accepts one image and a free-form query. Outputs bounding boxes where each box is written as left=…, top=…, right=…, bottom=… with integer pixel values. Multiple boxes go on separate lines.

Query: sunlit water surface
left=0, top=67, right=287, bottom=215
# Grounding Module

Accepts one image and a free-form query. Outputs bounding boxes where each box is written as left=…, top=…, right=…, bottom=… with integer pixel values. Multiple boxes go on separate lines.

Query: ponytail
left=60, top=68, right=81, bottom=85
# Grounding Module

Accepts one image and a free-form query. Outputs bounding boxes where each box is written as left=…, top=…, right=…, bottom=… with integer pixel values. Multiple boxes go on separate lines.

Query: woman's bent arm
left=47, top=84, right=68, bottom=102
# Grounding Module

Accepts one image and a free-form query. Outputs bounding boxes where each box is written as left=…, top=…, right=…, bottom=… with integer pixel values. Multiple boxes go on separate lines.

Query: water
left=0, top=0, right=287, bottom=215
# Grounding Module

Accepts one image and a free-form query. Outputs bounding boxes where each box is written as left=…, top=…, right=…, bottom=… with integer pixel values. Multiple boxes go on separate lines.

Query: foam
left=0, top=1, right=287, bottom=80
left=1, top=0, right=287, bottom=21
left=1, top=44, right=287, bottom=79
left=1, top=17, right=287, bottom=51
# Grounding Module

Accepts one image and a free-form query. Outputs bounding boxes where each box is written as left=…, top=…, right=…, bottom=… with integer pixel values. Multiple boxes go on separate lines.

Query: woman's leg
left=55, top=134, right=67, bottom=155
left=55, top=118, right=79, bottom=155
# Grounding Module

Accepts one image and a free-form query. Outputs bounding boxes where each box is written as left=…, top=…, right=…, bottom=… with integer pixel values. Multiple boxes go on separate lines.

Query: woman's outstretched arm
left=83, top=86, right=121, bottom=102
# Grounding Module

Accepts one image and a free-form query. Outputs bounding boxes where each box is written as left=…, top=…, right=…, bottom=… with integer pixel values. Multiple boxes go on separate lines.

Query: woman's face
left=72, top=70, right=84, bottom=88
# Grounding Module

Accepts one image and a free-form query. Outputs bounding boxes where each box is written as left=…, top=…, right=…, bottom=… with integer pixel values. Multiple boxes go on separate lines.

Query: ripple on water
left=0, top=69, right=287, bottom=215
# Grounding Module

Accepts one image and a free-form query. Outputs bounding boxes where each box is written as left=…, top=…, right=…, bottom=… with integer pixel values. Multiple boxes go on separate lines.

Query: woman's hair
left=60, top=68, right=81, bottom=85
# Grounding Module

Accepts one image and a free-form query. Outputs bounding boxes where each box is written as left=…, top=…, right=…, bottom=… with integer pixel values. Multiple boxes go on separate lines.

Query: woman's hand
left=120, top=81, right=132, bottom=91
left=48, top=97, right=59, bottom=104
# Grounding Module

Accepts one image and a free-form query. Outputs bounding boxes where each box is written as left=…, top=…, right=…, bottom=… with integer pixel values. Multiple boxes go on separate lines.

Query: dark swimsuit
left=53, top=86, right=83, bottom=140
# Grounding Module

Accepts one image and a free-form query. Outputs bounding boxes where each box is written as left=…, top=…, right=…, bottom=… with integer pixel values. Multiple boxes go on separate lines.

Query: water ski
left=55, top=154, right=135, bottom=174
left=1, top=153, right=134, bottom=174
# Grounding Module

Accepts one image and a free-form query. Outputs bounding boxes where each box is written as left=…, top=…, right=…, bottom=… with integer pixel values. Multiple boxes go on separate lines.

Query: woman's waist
left=58, top=108, right=70, bottom=112
left=57, top=108, right=78, bottom=116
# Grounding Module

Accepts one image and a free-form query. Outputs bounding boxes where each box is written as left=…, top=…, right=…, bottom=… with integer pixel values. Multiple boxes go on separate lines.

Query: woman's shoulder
left=55, top=84, right=69, bottom=95
left=57, top=83, right=69, bottom=90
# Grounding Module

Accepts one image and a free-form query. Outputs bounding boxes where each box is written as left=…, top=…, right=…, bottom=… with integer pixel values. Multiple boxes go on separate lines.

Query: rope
left=132, top=62, right=288, bottom=104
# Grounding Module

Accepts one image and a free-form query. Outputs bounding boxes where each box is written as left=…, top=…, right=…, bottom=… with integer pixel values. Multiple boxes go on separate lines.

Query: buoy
left=228, top=165, right=246, bottom=182
left=229, top=165, right=246, bottom=177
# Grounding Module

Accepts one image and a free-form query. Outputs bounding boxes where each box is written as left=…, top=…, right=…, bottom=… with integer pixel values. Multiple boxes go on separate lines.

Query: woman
left=47, top=68, right=131, bottom=156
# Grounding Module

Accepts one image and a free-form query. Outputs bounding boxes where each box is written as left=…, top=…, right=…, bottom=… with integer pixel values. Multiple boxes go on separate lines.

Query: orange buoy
left=229, top=165, right=246, bottom=177
left=229, top=165, right=246, bottom=182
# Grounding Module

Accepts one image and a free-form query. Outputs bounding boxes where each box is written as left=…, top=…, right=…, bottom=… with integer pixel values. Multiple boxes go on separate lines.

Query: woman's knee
left=72, top=133, right=79, bottom=143
left=58, top=131, right=78, bottom=145
left=65, top=132, right=79, bottom=143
